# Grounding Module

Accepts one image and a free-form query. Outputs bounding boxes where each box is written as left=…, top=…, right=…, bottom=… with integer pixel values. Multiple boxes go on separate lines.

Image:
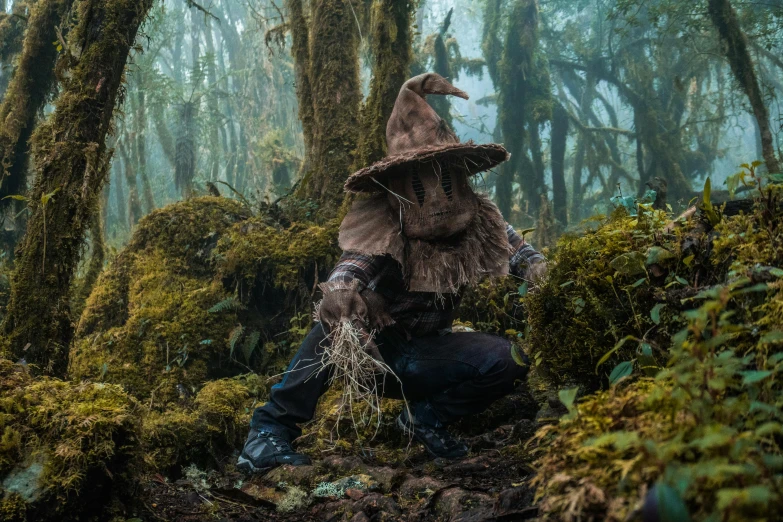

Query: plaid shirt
left=328, top=224, right=545, bottom=337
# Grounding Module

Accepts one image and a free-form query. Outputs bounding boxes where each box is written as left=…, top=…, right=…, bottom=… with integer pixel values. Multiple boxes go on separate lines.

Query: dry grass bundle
left=314, top=320, right=408, bottom=439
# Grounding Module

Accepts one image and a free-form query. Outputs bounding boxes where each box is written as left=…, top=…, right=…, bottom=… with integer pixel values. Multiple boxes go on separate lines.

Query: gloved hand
left=360, top=288, right=395, bottom=331
left=318, top=280, right=385, bottom=362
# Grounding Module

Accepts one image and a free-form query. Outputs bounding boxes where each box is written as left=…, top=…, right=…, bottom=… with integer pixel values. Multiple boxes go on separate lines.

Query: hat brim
left=344, top=141, right=509, bottom=194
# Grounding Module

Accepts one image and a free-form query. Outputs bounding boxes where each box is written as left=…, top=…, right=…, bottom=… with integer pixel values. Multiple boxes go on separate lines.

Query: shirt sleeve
left=506, top=224, right=546, bottom=277
left=327, top=251, right=388, bottom=292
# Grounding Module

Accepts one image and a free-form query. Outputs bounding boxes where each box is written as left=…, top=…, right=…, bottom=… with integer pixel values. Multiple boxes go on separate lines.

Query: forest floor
left=139, top=387, right=551, bottom=522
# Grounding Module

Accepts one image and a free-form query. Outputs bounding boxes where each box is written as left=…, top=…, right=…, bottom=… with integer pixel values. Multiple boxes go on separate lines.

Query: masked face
left=387, top=161, right=479, bottom=240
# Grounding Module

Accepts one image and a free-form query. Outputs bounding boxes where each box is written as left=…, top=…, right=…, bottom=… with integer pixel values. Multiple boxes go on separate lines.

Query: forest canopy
left=0, top=0, right=782, bottom=521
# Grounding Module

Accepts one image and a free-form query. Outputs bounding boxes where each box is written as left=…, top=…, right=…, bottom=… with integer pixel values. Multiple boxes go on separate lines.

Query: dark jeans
left=251, top=323, right=529, bottom=441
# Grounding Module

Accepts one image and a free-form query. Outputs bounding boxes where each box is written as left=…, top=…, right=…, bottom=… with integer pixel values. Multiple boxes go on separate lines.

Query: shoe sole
left=236, top=455, right=272, bottom=475
left=396, top=415, right=468, bottom=460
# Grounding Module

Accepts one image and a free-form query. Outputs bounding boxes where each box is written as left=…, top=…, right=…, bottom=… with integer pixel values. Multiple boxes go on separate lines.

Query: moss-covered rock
left=0, top=358, right=139, bottom=521
left=531, top=188, right=783, bottom=522
left=70, top=197, right=339, bottom=404
left=523, top=208, right=691, bottom=390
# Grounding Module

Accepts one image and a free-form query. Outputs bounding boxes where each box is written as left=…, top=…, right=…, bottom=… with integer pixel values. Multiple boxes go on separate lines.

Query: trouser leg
left=249, top=324, right=407, bottom=440
left=250, top=323, right=332, bottom=440
left=392, top=332, right=529, bottom=427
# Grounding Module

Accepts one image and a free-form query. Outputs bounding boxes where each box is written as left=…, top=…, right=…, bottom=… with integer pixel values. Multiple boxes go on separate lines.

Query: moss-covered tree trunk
left=356, top=0, right=413, bottom=167
left=551, top=103, right=568, bottom=226
left=497, top=0, right=548, bottom=220
left=293, top=0, right=361, bottom=219
left=1, top=0, right=154, bottom=376
left=287, top=0, right=315, bottom=174
left=0, top=0, right=75, bottom=215
left=708, top=0, right=780, bottom=173
left=0, top=1, right=33, bottom=96
left=119, top=137, right=141, bottom=227
left=134, top=70, right=155, bottom=214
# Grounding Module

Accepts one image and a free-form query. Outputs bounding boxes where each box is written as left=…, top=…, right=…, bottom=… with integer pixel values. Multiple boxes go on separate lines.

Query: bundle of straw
left=316, top=320, right=405, bottom=438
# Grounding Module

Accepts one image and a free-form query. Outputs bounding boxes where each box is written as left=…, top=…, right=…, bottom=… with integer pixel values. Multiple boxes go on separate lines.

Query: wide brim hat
left=344, top=73, right=509, bottom=194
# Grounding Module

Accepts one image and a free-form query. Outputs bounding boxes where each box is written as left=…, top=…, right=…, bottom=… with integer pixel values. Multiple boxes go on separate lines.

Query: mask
left=387, top=161, right=479, bottom=240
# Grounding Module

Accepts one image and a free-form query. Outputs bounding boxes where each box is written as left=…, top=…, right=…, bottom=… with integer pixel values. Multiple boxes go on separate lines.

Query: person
left=237, top=73, right=547, bottom=473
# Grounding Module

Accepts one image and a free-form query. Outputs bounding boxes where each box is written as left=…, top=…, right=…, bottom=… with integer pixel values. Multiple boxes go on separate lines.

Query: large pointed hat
left=344, top=73, right=509, bottom=194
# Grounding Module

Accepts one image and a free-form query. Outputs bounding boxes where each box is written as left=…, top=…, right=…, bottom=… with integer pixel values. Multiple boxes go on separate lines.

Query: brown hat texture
left=344, top=72, right=510, bottom=194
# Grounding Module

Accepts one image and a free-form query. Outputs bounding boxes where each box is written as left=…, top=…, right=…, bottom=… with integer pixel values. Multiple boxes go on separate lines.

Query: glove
left=360, top=288, right=395, bottom=331
left=318, top=280, right=384, bottom=362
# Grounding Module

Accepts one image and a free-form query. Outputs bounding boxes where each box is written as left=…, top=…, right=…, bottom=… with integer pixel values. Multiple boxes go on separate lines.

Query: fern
left=208, top=297, right=246, bottom=314
left=241, top=330, right=261, bottom=364
left=228, top=324, right=244, bottom=358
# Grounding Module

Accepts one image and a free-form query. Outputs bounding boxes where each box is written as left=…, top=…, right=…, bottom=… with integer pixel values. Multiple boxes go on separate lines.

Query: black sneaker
left=396, top=410, right=468, bottom=459
left=236, top=428, right=311, bottom=473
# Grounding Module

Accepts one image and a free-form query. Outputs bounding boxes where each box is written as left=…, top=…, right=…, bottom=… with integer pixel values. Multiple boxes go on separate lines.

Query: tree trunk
left=1, top=0, right=154, bottom=376
left=203, top=16, right=222, bottom=183
left=134, top=70, right=155, bottom=213
left=356, top=0, right=413, bottom=167
left=294, top=0, right=361, bottom=219
left=708, top=0, right=780, bottom=174
left=0, top=1, right=32, bottom=96
left=112, top=158, right=127, bottom=233
left=119, top=137, right=141, bottom=227
left=73, top=200, right=105, bottom=319
left=551, top=103, right=568, bottom=226
left=0, top=0, right=75, bottom=216
left=287, top=0, right=315, bottom=173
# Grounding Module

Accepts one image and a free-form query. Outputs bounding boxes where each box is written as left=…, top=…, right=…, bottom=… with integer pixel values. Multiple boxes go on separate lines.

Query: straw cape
left=344, top=72, right=509, bottom=194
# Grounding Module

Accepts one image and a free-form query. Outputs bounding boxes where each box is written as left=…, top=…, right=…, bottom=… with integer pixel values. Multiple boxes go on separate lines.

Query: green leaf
left=717, top=485, right=773, bottom=510
left=656, top=483, right=691, bottom=522
left=241, top=330, right=261, bottom=364
left=610, top=251, right=646, bottom=276
left=560, top=280, right=575, bottom=288
left=651, top=303, right=664, bottom=325
left=646, top=246, right=675, bottom=266
left=228, top=324, right=244, bottom=358
left=608, top=361, right=633, bottom=385
left=768, top=268, right=783, bottom=278
left=1, top=194, right=28, bottom=202
left=675, top=275, right=689, bottom=286
left=741, top=370, right=772, bottom=385
left=511, top=344, right=528, bottom=367
left=572, top=297, right=585, bottom=314
left=682, top=254, right=695, bottom=267
left=596, top=335, right=636, bottom=370
left=631, top=277, right=646, bottom=288
left=558, top=387, right=579, bottom=415
left=517, top=282, right=528, bottom=297
left=40, top=187, right=60, bottom=206
left=760, top=331, right=783, bottom=344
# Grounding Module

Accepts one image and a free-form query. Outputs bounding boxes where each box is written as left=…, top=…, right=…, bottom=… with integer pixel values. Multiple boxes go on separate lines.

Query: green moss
left=532, top=187, right=783, bottom=522
left=140, top=374, right=263, bottom=472
left=0, top=358, right=139, bottom=521
left=524, top=208, right=681, bottom=389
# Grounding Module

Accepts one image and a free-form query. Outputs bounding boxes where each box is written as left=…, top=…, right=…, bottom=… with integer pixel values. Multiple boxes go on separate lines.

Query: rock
left=263, top=464, right=316, bottom=487
left=366, top=466, right=401, bottom=493
left=494, top=485, right=535, bottom=517
left=240, top=481, right=284, bottom=505
left=444, top=456, right=491, bottom=474
left=511, top=419, right=538, bottom=442
left=433, top=488, right=493, bottom=521
left=322, top=455, right=366, bottom=473
left=345, top=488, right=365, bottom=500
left=354, top=492, right=402, bottom=518
left=350, top=513, right=370, bottom=522
left=399, top=476, right=446, bottom=498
